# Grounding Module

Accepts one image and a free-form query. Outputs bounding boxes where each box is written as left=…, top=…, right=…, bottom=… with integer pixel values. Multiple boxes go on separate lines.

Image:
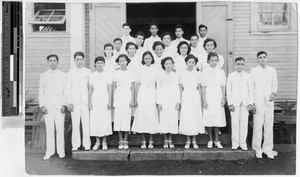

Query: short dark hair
left=198, top=24, right=208, bottom=31
left=141, top=51, right=155, bottom=65
left=47, top=54, right=59, bottom=61
left=185, top=54, right=198, bottom=64
left=149, top=23, right=158, bottom=29
left=152, top=41, right=165, bottom=51
left=177, top=41, right=191, bottom=55
left=207, top=52, right=219, bottom=63
left=161, top=57, right=174, bottom=70
left=160, top=32, right=173, bottom=41
left=125, top=42, right=138, bottom=51
left=94, top=56, right=105, bottom=64
left=235, top=57, right=245, bottom=62
left=257, top=51, right=268, bottom=58
left=203, top=38, right=217, bottom=49
left=122, top=23, right=131, bottom=28
left=190, top=34, right=199, bottom=40
left=113, top=38, right=122, bottom=43
left=103, top=43, right=114, bottom=57
left=175, top=24, right=184, bottom=31
left=74, top=51, right=84, bottom=59
left=135, top=31, right=145, bottom=38
left=115, top=54, right=131, bottom=66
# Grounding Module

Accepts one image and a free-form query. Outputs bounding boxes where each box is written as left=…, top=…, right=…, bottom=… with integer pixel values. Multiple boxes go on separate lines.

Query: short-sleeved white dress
left=174, top=55, right=187, bottom=74
left=113, top=69, right=135, bottom=131
left=131, top=65, right=159, bottom=134
left=89, top=71, right=113, bottom=137
left=157, top=71, right=180, bottom=134
left=179, top=70, right=205, bottom=135
left=201, top=67, right=226, bottom=127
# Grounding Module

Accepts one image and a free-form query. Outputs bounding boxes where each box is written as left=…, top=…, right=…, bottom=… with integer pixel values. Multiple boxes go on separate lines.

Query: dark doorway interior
left=127, top=2, right=196, bottom=41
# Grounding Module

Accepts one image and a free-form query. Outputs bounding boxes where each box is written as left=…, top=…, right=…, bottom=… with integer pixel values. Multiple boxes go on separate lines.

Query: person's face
left=175, top=28, right=184, bottom=38
left=48, top=57, right=58, bottom=70
left=95, top=60, right=105, bottom=71
left=258, top=53, right=267, bottom=68
left=118, top=57, right=128, bottom=69
left=180, top=44, right=189, bottom=56
left=154, top=45, right=164, bottom=57
left=104, top=46, right=113, bottom=56
left=235, top=60, right=245, bottom=72
left=164, top=59, right=173, bottom=72
left=135, top=35, right=144, bottom=47
left=74, top=55, right=84, bottom=68
left=127, top=45, right=137, bottom=56
left=199, top=27, right=207, bottom=38
left=114, top=40, right=122, bottom=51
left=204, top=41, right=215, bottom=53
left=122, top=26, right=131, bottom=36
left=186, top=58, right=196, bottom=70
left=208, top=56, right=219, bottom=68
left=143, top=54, right=153, bottom=67
left=190, top=36, right=199, bottom=48
left=162, top=35, right=171, bottom=47
left=149, top=25, right=158, bottom=36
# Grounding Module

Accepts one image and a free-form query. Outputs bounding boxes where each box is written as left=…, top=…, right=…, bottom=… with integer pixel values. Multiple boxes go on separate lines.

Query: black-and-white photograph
left=0, top=0, right=298, bottom=176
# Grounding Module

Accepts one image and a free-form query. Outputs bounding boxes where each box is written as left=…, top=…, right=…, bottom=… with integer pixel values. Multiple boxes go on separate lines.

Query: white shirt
left=227, top=71, right=253, bottom=106
left=170, top=37, right=189, bottom=49
left=120, top=35, right=136, bottom=52
left=39, top=69, right=67, bottom=110
left=143, top=35, right=161, bottom=52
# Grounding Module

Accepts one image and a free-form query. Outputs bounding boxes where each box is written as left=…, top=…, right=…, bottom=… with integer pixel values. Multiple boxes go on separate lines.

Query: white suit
left=39, top=69, right=66, bottom=157
left=143, top=35, right=161, bottom=52
left=227, top=71, right=253, bottom=148
left=66, top=67, right=91, bottom=149
left=250, top=65, right=277, bottom=154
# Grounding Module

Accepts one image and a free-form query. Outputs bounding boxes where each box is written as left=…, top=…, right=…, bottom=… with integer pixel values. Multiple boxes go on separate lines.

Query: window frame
left=250, top=2, right=297, bottom=34
left=30, top=9, right=66, bottom=25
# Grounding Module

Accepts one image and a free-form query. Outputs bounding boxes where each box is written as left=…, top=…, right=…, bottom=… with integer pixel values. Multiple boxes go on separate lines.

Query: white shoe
left=184, top=142, right=191, bottom=149
left=84, top=147, right=91, bottom=151
left=214, top=141, right=223, bottom=149
left=272, top=150, right=278, bottom=156
left=163, top=140, right=169, bottom=149
left=71, top=147, right=78, bottom=151
left=58, top=154, right=65, bottom=159
left=92, top=143, right=100, bottom=150
left=43, top=154, right=52, bottom=160
left=118, top=141, right=124, bottom=150
left=123, top=141, right=129, bottom=150
left=192, top=141, right=199, bottom=149
left=240, top=146, right=248, bottom=151
left=256, top=152, right=262, bottom=159
left=231, top=146, right=238, bottom=150
left=207, top=141, right=213, bottom=149
left=148, top=141, right=154, bottom=149
left=141, top=141, right=147, bottom=149
left=266, top=153, right=274, bottom=159
left=102, top=143, right=108, bottom=151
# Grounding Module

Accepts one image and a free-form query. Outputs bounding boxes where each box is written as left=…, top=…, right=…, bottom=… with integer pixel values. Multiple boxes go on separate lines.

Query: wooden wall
left=232, top=2, right=298, bottom=100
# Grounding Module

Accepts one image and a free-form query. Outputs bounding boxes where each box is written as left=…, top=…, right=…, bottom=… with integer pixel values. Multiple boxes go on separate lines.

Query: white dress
left=104, top=56, right=118, bottom=73
left=131, top=65, right=159, bottom=134
left=128, top=55, right=142, bottom=80
left=174, top=55, right=187, bottom=74
left=179, top=70, right=205, bottom=135
left=113, top=69, right=135, bottom=131
left=157, top=71, right=180, bottom=134
left=202, top=67, right=226, bottom=127
left=89, top=71, right=113, bottom=137
left=200, top=53, right=224, bottom=70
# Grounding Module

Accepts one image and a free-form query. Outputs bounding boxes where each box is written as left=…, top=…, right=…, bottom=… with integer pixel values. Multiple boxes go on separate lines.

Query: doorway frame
left=196, top=2, right=234, bottom=74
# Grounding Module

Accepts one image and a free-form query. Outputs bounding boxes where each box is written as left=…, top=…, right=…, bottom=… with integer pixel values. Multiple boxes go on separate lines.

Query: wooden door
left=89, top=3, right=126, bottom=70
left=197, top=2, right=233, bottom=75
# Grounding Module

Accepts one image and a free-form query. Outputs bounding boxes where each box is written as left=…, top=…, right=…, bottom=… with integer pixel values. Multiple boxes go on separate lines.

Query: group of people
left=39, top=23, right=278, bottom=161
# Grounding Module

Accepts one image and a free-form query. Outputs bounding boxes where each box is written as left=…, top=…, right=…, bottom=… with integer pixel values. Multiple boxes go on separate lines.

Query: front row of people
left=39, top=51, right=278, bottom=160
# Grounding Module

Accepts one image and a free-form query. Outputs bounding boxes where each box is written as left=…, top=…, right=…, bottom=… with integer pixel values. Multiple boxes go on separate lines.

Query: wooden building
left=25, top=1, right=298, bottom=104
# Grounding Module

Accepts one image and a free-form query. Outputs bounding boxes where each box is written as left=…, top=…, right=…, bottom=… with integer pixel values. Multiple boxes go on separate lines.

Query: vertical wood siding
left=233, top=2, right=297, bottom=100
left=85, top=3, right=90, bottom=68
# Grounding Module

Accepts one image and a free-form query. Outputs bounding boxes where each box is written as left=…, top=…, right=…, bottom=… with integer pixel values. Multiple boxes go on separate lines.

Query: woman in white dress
left=88, top=56, right=113, bottom=151
left=112, top=54, right=135, bottom=150
left=199, top=38, right=224, bottom=71
left=174, top=41, right=191, bottom=74
left=161, top=32, right=177, bottom=58
left=152, top=41, right=166, bottom=71
left=131, top=51, right=158, bottom=149
left=202, top=52, right=226, bottom=149
left=157, top=57, right=181, bottom=149
left=126, top=42, right=140, bottom=73
left=179, top=54, right=205, bottom=149
left=103, top=43, right=118, bottom=73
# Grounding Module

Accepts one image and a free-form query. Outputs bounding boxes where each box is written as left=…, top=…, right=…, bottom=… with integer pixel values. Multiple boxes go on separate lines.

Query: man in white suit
left=250, top=51, right=278, bottom=159
left=227, top=57, right=253, bottom=151
left=39, top=54, right=66, bottom=160
left=66, top=52, right=91, bottom=151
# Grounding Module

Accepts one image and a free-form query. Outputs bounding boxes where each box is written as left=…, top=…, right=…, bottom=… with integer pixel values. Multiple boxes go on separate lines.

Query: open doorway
left=126, top=2, right=196, bottom=40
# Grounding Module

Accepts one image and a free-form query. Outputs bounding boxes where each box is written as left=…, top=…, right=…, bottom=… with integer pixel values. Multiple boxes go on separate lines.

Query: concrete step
left=99, top=134, right=231, bottom=146
left=72, top=146, right=255, bottom=161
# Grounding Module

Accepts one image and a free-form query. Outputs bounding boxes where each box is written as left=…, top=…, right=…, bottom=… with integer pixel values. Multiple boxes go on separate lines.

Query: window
left=251, top=2, right=297, bottom=33
left=29, top=3, right=66, bottom=32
